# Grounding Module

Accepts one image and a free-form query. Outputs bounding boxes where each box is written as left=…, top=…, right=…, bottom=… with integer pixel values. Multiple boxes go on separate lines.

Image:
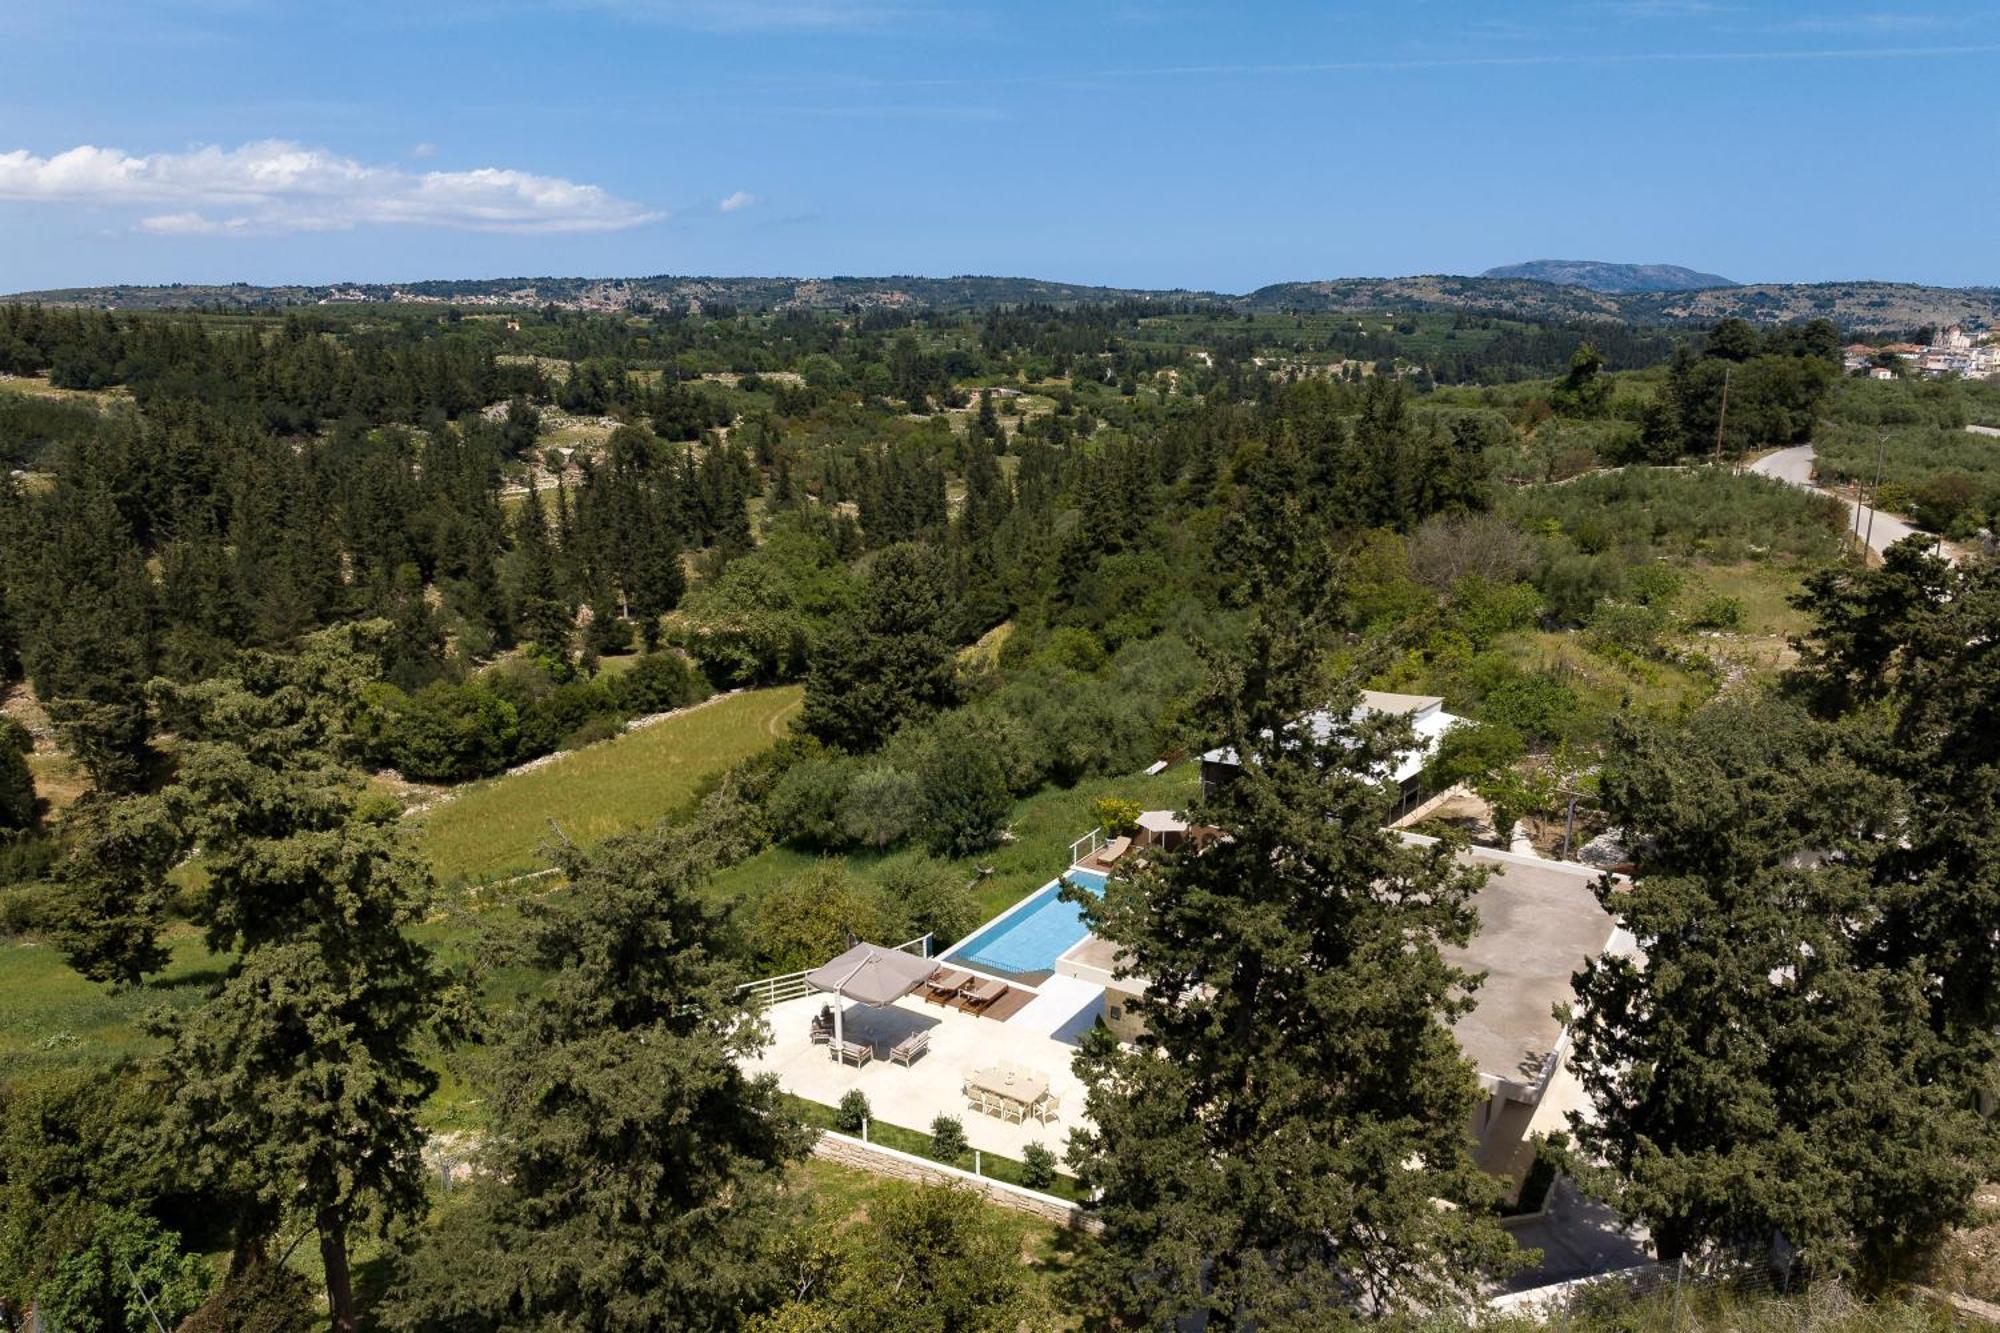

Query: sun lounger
left=961, top=978, right=1008, bottom=1012
left=889, top=1030, right=930, bottom=1066
left=922, top=968, right=971, bottom=1004
left=836, top=1040, right=873, bottom=1067
left=1099, top=835, right=1132, bottom=865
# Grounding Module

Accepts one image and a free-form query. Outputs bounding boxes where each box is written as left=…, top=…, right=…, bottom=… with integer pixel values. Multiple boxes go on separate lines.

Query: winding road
left=1749, top=444, right=1960, bottom=565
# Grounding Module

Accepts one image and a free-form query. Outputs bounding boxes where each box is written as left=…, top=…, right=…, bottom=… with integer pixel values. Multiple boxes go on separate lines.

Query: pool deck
left=746, top=978, right=1103, bottom=1161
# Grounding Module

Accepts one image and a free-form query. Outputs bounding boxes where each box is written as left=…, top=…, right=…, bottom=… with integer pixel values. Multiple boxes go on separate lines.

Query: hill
left=1479, top=259, right=1737, bottom=293
left=8, top=271, right=2000, bottom=331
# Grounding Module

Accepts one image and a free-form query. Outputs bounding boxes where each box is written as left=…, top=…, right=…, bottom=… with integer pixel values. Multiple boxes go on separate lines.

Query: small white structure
left=1198, top=690, right=1464, bottom=810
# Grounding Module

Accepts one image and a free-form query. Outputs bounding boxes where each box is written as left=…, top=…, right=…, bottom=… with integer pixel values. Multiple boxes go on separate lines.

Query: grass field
left=0, top=374, right=131, bottom=404
left=414, top=685, right=803, bottom=886
left=0, top=925, right=223, bottom=1080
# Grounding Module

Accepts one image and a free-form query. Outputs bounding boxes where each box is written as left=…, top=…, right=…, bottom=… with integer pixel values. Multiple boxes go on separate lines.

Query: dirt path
left=763, top=690, right=803, bottom=738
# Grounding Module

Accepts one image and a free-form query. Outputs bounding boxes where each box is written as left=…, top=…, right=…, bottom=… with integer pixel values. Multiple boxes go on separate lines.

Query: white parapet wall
left=809, top=1129, right=1090, bottom=1228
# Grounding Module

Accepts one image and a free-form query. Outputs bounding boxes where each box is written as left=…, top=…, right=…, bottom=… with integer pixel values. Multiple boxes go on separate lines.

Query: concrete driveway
left=1749, top=444, right=1960, bottom=564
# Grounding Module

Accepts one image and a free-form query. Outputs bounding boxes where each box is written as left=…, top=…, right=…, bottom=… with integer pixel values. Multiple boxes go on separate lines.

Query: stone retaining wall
left=810, top=1130, right=1090, bottom=1228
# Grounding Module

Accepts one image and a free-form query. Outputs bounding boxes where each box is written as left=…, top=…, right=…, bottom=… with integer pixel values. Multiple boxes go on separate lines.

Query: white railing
left=735, top=933, right=933, bottom=1011
left=1067, top=827, right=1104, bottom=868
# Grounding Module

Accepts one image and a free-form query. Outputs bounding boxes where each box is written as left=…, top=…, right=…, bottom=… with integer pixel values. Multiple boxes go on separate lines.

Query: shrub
left=0, top=879, right=58, bottom=934
left=748, top=862, right=898, bottom=973
left=1020, top=1142, right=1059, bottom=1190
left=1030, top=625, right=1107, bottom=675
left=1688, top=595, right=1745, bottom=630
left=1586, top=600, right=1671, bottom=656
left=1625, top=562, right=1685, bottom=607
left=877, top=856, right=981, bottom=948
left=610, top=651, right=710, bottom=715
left=838, top=764, right=924, bottom=849
left=914, top=724, right=1011, bottom=857
left=1480, top=671, right=1582, bottom=748
left=927, top=1114, right=967, bottom=1163
left=391, top=681, right=520, bottom=782
left=37, top=1208, right=212, bottom=1333
left=515, top=679, right=618, bottom=758
left=1093, top=796, right=1142, bottom=838
left=562, top=714, right=623, bottom=750
left=836, top=1089, right=871, bottom=1133
left=767, top=755, right=857, bottom=850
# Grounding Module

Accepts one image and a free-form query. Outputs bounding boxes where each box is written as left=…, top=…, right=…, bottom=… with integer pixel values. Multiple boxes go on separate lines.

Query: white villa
left=1198, top=690, right=1465, bottom=813
left=742, top=798, right=1623, bottom=1197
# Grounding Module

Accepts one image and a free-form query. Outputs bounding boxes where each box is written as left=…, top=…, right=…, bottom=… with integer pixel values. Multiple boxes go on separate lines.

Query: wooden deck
left=919, top=976, right=1039, bottom=1022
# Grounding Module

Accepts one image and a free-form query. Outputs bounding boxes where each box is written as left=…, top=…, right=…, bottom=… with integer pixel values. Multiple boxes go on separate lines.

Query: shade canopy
left=805, top=942, right=935, bottom=1008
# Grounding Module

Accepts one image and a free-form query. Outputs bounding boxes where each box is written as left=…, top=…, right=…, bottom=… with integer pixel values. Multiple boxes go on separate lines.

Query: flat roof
left=1201, top=696, right=1462, bottom=785
left=1054, top=933, right=1145, bottom=994
left=1429, top=842, right=1619, bottom=1101
left=1358, top=689, right=1445, bottom=716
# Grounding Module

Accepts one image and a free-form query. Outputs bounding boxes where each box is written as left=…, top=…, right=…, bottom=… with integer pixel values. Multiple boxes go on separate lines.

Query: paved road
left=1749, top=444, right=1958, bottom=564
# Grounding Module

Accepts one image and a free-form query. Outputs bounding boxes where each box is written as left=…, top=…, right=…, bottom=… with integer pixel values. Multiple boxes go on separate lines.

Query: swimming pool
left=942, top=869, right=1107, bottom=985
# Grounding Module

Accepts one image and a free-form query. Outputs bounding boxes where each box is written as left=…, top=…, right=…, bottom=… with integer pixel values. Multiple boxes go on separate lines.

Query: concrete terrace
left=745, top=974, right=1104, bottom=1161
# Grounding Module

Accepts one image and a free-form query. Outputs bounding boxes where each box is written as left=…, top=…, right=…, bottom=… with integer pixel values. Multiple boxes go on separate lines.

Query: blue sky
left=1, top=0, right=1995, bottom=292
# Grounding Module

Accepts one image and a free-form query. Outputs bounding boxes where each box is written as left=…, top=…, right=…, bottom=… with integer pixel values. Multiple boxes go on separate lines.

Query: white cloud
left=718, top=189, right=757, bottom=213
left=0, top=139, right=663, bottom=236
left=410, top=141, right=440, bottom=159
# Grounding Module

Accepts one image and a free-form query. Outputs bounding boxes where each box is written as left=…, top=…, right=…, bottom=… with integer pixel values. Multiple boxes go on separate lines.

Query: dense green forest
left=1, top=296, right=1995, bottom=1331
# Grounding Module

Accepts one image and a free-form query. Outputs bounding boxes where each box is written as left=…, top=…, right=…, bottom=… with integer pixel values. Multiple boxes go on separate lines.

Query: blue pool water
left=944, top=869, right=1107, bottom=982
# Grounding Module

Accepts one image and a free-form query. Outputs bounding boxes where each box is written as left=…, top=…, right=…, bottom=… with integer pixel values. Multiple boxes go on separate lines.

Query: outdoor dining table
left=967, top=1063, right=1048, bottom=1113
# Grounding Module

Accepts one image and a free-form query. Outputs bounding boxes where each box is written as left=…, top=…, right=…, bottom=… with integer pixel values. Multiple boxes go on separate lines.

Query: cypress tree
left=511, top=486, right=572, bottom=658
left=1068, top=453, right=1516, bottom=1325
left=382, top=808, right=811, bottom=1331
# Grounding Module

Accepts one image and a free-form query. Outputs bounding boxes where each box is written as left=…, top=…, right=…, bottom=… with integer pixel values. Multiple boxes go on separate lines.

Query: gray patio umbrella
left=805, top=942, right=936, bottom=1053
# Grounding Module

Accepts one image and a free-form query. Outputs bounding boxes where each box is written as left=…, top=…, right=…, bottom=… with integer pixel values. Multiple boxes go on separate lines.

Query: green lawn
left=0, top=926, right=224, bottom=1080
left=707, top=764, right=1199, bottom=932
left=414, top=685, right=802, bottom=887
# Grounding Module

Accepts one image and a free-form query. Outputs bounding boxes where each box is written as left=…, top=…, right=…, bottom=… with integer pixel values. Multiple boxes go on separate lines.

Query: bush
left=836, top=1089, right=871, bottom=1133
left=1480, top=671, right=1582, bottom=748
left=877, top=856, right=981, bottom=948
left=1586, top=600, right=1671, bottom=656
left=767, top=755, right=857, bottom=850
left=388, top=681, right=521, bottom=782
left=914, top=724, right=1011, bottom=857
left=515, top=679, right=618, bottom=758
left=38, top=1208, right=212, bottom=1333
left=838, top=764, right=924, bottom=849
left=927, top=1114, right=967, bottom=1163
left=1688, top=595, right=1745, bottom=630
left=1093, top=796, right=1141, bottom=838
left=1020, top=1142, right=1059, bottom=1190
left=1625, top=562, right=1684, bottom=607
left=748, top=862, right=898, bottom=973
left=179, top=1256, right=318, bottom=1333
left=0, top=879, right=59, bottom=933
left=609, top=651, right=709, bottom=715
left=561, top=713, right=623, bottom=749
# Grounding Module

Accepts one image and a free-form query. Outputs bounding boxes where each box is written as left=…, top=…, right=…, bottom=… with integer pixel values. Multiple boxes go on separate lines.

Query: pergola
left=804, top=942, right=936, bottom=1053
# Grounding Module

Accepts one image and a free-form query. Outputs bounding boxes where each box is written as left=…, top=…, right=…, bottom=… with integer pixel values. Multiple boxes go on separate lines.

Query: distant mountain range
left=7, top=271, right=1997, bottom=332
left=1479, top=259, right=1737, bottom=293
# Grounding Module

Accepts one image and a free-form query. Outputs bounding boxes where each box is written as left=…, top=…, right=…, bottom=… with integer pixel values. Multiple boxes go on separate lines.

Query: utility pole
left=1711, top=364, right=1732, bottom=466
left=1863, top=429, right=1887, bottom=555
